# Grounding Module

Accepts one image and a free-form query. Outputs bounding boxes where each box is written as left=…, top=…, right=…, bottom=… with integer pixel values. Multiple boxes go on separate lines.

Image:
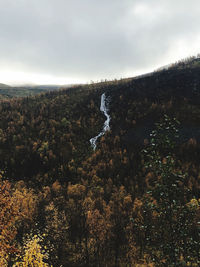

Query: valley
left=0, top=58, right=200, bottom=266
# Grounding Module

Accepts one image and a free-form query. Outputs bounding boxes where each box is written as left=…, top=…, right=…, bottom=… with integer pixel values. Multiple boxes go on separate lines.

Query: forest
left=0, top=57, right=200, bottom=266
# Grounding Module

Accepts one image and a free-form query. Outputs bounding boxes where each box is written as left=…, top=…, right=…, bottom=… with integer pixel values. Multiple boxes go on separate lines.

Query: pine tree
left=134, top=115, right=200, bottom=266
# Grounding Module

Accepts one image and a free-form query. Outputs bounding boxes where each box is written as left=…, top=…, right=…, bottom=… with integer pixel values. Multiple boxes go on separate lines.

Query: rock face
left=90, top=93, right=111, bottom=150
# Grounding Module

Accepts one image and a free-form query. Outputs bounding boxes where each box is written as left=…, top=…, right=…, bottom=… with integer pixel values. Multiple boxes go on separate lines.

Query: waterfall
left=90, top=93, right=111, bottom=150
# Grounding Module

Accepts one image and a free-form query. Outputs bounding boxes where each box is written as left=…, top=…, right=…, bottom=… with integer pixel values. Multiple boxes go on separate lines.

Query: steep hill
left=1, top=57, right=200, bottom=266
left=0, top=59, right=200, bottom=185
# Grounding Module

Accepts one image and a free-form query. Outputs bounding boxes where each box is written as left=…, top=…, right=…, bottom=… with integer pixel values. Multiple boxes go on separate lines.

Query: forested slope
left=0, top=59, right=200, bottom=266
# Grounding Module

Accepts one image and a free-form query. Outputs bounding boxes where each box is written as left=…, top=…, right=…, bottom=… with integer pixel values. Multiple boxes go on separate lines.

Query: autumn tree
left=86, top=200, right=112, bottom=266
left=14, top=234, right=49, bottom=267
left=65, top=183, right=89, bottom=265
left=0, top=175, right=19, bottom=265
left=0, top=175, right=39, bottom=266
left=42, top=182, right=68, bottom=267
left=108, top=186, right=133, bottom=266
left=134, top=115, right=200, bottom=265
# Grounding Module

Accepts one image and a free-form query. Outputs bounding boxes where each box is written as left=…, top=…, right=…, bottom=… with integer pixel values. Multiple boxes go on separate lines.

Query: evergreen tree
left=134, top=115, right=200, bottom=266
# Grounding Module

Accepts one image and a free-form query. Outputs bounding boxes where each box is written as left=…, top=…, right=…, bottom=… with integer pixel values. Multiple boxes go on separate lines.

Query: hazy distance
left=0, top=0, right=200, bottom=85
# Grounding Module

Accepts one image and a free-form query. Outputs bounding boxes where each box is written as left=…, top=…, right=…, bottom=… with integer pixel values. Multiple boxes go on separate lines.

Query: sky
left=0, top=0, right=200, bottom=85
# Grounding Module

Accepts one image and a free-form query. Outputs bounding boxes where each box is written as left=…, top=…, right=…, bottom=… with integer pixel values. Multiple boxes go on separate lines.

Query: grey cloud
left=0, top=0, right=200, bottom=82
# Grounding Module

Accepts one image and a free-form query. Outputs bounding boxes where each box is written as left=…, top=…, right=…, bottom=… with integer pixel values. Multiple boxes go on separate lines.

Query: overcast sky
left=0, top=0, right=200, bottom=85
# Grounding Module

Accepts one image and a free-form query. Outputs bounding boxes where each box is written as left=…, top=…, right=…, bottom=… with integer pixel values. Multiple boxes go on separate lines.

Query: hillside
left=0, top=84, right=62, bottom=99
left=0, top=58, right=200, bottom=266
left=0, top=83, right=11, bottom=88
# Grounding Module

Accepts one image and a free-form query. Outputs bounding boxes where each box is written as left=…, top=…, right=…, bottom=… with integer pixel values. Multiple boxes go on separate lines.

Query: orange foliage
left=0, top=179, right=19, bottom=260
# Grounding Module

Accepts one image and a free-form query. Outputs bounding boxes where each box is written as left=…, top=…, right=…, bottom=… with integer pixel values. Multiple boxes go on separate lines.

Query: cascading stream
left=90, top=93, right=111, bottom=150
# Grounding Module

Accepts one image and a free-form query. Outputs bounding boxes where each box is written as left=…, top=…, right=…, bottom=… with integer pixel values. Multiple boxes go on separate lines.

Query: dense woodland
left=0, top=58, right=200, bottom=266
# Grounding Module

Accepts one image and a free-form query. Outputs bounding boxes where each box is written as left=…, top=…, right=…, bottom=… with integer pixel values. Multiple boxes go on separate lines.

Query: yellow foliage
left=0, top=251, right=9, bottom=267
left=0, top=179, right=19, bottom=259
left=12, top=186, right=38, bottom=223
left=14, top=235, right=49, bottom=267
left=186, top=198, right=199, bottom=210
left=67, top=183, right=86, bottom=198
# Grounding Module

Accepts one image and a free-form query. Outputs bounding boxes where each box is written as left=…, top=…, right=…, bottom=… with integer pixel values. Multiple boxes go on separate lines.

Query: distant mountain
left=0, top=84, right=63, bottom=99
left=0, top=83, right=82, bottom=99
left=0, top=83, right=11, bottom=88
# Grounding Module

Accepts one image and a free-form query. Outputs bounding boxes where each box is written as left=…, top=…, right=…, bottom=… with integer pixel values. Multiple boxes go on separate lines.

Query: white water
left=90, top=93, right=111, bottom=150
